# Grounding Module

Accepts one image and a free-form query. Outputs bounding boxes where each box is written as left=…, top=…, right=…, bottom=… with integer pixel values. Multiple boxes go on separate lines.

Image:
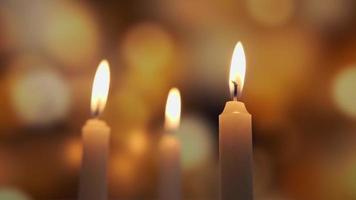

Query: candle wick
left=232, top=81, right=239, bottom=101
left=92, top=101, right=101, bottom=118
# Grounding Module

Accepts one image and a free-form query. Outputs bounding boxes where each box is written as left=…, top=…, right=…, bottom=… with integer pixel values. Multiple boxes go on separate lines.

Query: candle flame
left=165, top=88, right=181, bottom=131
left=229, top=41, right=246, bottom=96
left=91, top=60, right=110, bottom=116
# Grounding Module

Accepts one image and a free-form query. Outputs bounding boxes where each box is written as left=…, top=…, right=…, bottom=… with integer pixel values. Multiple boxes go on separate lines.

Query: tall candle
left=79, top=60, right=111, bottom=200
left=219, top=42, right=253, bottom=200
left=159, top=88, right=182, bottom=200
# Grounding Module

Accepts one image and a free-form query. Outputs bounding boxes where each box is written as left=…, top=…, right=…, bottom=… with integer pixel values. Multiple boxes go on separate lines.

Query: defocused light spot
left=176, top=116, right=214, bottom=170
left=10, top=69, right=71, bottom=126
left=42, top=2, right=99, bottom=68
left=122, top=22, right=174, bottom=71
left=127, top=129, right=149, bottom=156
left=112, top=156, right=135, bottom=182
left=247, top=0, right=295, bottom=26
left=333, top=66, right=356, bottom=118
left=64, top=139, right=82, bottom=169
left=0, top=1, right=99, bottom=66
left=120, top=23, right=175, bottom=112
left=110, top=154, right=136, bottom=194
left=0, top=188, right=31, bottom=200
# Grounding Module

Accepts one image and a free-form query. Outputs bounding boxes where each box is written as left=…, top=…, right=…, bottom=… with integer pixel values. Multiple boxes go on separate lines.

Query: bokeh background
left=1, top=0, right=356, bottom=199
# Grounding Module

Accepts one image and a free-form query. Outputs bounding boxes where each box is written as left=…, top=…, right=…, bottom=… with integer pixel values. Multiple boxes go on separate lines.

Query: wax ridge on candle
left=222, top=101, right=249, bottom=114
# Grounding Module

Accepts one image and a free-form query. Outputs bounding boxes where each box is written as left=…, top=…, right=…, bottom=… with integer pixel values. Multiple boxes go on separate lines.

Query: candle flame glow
left=91, top=60, right=110, bottom=116
left=229, top=42, right=246, bottom=97
left=165, top=88, right=181, bottom=131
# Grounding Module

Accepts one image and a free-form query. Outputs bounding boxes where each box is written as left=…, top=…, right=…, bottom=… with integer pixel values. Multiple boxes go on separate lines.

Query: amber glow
left=91, top=60, right=110, bottom=116
left=65, top=139, right=82, bottom=169
left=165, top=88, right=181, bottom=131
left=128, top=130, right=148, bottom=155
left=229, top=42, right=246, bottom=95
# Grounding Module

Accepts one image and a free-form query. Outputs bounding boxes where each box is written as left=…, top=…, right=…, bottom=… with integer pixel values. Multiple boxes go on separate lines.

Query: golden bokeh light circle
left=176, top=116, right=214, bottom=170
left=333, top=66, right=356, bottom=119
left=10, top=68, right=71, bottom=126
left=42, top=2, right=100, bottom=68
left=121, top=22, right=175, bottom=71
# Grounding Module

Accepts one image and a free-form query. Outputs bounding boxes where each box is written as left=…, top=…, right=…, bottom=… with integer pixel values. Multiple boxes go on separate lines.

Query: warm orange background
left=1, top=0, right=356, bottom=199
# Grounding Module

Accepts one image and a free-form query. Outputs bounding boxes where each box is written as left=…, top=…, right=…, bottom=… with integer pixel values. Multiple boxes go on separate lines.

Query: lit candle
left=158, top=88, right=182, bottom=200
left=219, top=42, right=253, bottom=200
left=79, top=60, right=111, bottom=200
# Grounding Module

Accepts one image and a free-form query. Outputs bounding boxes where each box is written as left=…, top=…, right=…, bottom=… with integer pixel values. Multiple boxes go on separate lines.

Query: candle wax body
left=219, top=101, right=253, bottom=200
left=158, top=134, right=181, bottom=200
left=79, top=119, right=110, bottom=200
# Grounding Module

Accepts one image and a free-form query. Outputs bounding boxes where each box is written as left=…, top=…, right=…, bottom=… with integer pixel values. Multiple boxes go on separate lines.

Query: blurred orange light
left=65, top=139, right=83, bottom=169
left=110, top=154, right=136, bottom=192
left=127, top=130, right=149, bottom=156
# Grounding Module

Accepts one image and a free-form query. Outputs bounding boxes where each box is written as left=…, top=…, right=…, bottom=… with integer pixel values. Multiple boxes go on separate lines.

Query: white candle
left=79, top=60, right=111, bottom=200
left=159, top=88, right=182, bottom=200
left=219, top=42, right=253, bottom=200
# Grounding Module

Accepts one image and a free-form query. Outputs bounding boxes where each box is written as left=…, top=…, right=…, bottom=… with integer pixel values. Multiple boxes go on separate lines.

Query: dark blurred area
left=1, top=0, right=356, bottom=199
